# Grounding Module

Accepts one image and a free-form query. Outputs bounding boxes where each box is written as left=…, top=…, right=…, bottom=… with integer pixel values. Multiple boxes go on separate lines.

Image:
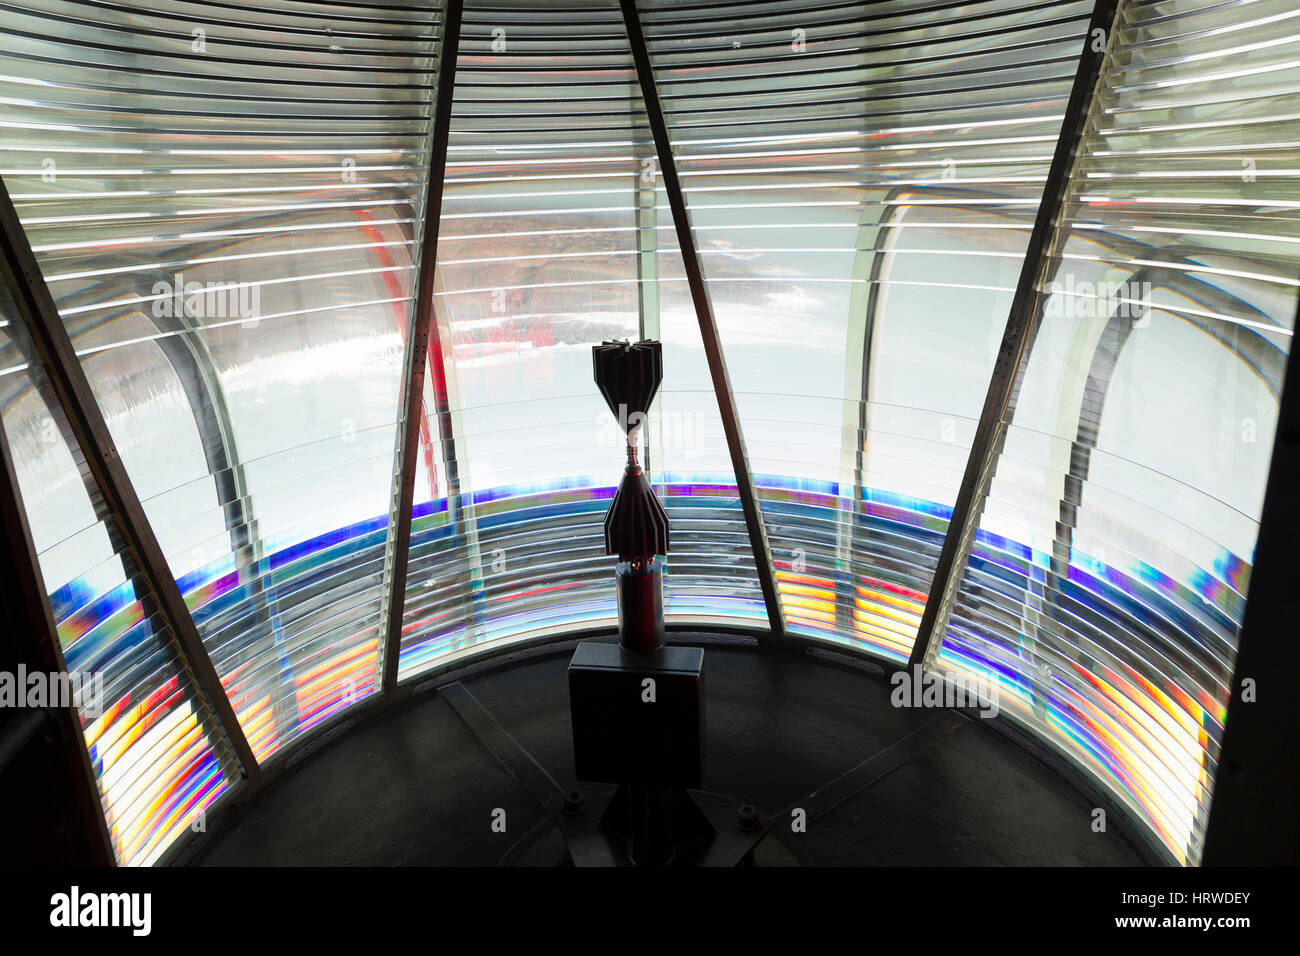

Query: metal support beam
left=620, top=0, right=786, bottom=639
left=0, top=177, right=261, bottom=782
left=379, top=0, right=464, bottom=694
left=906, top=0, right=1120, bottom=670
left=1202, top=291, right=1300, bottom=866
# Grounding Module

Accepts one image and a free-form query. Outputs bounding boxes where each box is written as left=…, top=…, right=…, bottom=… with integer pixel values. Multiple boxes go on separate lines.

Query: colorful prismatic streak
left=73, top=612, right=229, bottom=866
left=45, top=476, right=1240, bottom=865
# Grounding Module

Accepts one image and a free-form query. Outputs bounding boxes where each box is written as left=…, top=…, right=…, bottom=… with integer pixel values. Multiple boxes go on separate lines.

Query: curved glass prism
left=0, top=0, right=1295, bottom=867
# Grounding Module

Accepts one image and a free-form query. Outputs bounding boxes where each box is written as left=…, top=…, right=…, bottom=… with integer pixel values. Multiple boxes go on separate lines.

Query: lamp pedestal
left=563, top=338, right=768, bottom=865
left=615, top=557, right=665, bottom=652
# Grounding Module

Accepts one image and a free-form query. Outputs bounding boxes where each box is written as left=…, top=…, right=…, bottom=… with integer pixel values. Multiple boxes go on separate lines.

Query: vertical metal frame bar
left=1202, top=291, right=1300, bottom=865
left=0, top=178, right=261, bottom=782
left=619, top=0, right=786, bottom=639
left=379, top=0, right=465, bottom=694
left=906, top=0, right=1121, bottom=670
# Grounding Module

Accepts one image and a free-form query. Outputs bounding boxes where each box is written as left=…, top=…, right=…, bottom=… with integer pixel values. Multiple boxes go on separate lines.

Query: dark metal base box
left=568, top=641, right=704, bottom=787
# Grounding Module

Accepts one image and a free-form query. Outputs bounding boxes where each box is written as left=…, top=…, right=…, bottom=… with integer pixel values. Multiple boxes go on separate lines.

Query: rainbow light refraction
left=48, top=476, right=1238, bottom=865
